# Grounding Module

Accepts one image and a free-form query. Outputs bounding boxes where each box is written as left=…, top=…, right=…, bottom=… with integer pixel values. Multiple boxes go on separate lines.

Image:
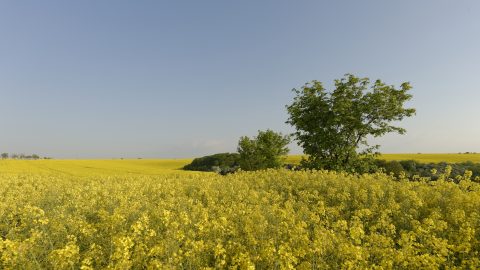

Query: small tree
left=237, top=129, right=290, bottom=171
left=1, top=153, right=8, bottom=159
left=286, top=74, right=415, bottom=172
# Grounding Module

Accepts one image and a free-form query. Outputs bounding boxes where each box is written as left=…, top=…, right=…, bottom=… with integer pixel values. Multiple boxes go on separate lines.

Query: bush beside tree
left=375, top=159, right=480, bottom=181
left=183, top=153, right=240, bottom=174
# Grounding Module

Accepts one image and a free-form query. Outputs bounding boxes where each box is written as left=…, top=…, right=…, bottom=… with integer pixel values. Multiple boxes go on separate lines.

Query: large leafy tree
left=286, top=74, right=415, bottom=172
left=237, top=129, right=290, bottom=171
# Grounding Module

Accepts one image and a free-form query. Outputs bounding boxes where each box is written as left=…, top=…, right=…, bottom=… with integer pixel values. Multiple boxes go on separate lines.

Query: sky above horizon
left=1, top=0, right=480, bottom=158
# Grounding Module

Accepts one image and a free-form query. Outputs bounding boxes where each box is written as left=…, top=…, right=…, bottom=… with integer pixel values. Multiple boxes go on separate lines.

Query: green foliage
left=183, top=153, right=240, bottom=173
left=1, top=153, right=42, bottom=160
left=376, top=160, right=405, bottom=177
left=373, top=159, right=480, bottom=183
left=286, top=74, right=415, bottom=172
left=398, top=159, right=417, bottom=172
left=237, top=129, right=290, bottom=171
left=375, top=159, right=480, bottom=181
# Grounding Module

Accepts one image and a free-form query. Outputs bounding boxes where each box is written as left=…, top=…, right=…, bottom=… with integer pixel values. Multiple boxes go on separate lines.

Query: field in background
left=380, top=153, right=480, bottom=163
left=0, top=159, right=195, bottom=176
left=0, top=154, right=480, bottom=176
left=2, top=153, right=480, bottom=177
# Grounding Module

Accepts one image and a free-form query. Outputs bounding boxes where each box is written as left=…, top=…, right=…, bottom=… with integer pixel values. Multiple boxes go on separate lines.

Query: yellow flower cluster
left=1, top=167, right=480, bottom=269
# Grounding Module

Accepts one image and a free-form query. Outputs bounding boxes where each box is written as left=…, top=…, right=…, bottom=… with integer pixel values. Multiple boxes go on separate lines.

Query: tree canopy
left=286, top=74, right=415, bottom=172
left=237, top=129, right=290, bottom=171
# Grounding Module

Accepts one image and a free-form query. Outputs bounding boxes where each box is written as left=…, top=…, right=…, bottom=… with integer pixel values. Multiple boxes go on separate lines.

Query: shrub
left=383, top=160, right=405, bottom=177
left=376, top=159, right=480, bottom=181
left=183, top=153, right=240, bottom=173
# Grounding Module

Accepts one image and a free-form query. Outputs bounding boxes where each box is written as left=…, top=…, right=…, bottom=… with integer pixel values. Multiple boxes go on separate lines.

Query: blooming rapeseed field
left=1, top=159, right=480, bottom=269
left=0, top=159, right=195, bottom=176
left=379, top=153, right=480, bottom=163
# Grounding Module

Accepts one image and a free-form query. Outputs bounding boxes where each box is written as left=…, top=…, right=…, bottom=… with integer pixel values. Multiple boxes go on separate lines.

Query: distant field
left=0, top=159, right=197, bottom=176
left=285, top=155, right=303, bottom=164
left=379, top=153, right=480, bottom=163
left=286, top=153, right=480, bottom=164
left=2, top=153, right=480, bottom=177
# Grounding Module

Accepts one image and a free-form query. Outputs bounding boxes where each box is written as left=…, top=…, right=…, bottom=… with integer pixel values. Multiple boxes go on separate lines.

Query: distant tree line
left=1, top=153, right=51, bottom=160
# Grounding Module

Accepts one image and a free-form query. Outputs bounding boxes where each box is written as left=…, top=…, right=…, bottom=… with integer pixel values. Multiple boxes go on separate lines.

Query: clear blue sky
left=1, top=1, right=479, bottom=158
